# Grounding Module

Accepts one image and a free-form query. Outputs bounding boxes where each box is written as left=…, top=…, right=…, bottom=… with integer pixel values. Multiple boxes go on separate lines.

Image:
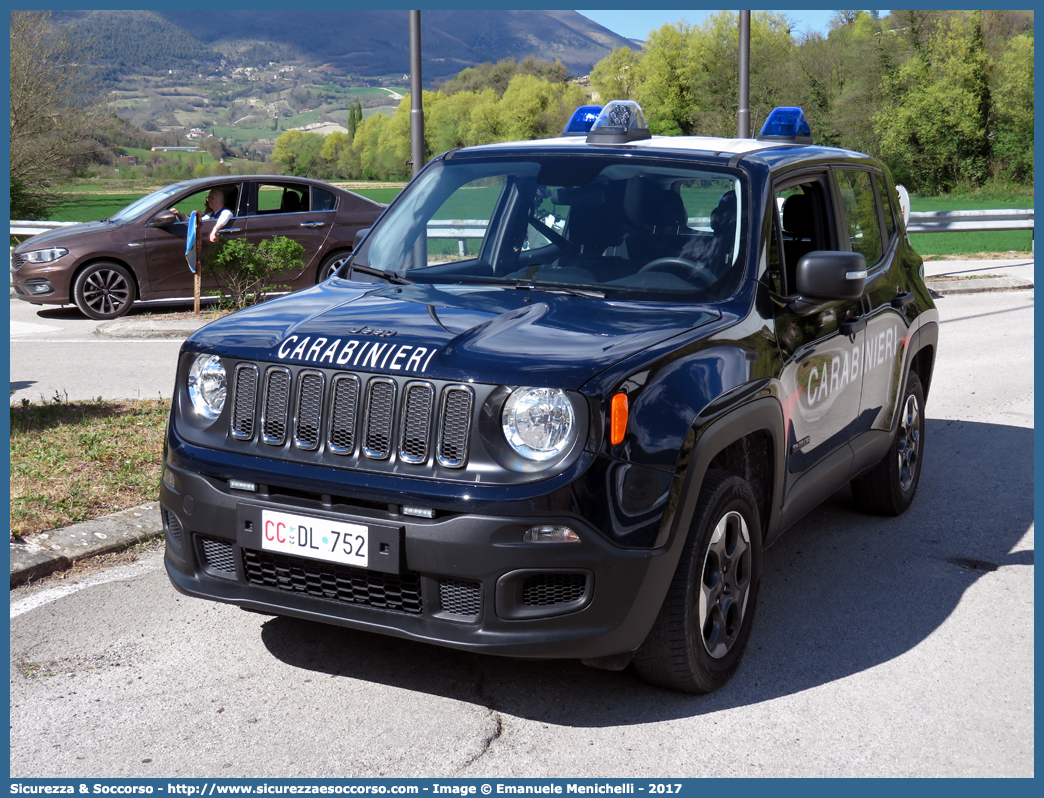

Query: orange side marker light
left=610, top=393, right=628, bottom=445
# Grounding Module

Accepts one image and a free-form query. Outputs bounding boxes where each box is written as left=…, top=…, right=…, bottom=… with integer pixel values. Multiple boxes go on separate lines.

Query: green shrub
left=204, top=235, right=306, bottom=310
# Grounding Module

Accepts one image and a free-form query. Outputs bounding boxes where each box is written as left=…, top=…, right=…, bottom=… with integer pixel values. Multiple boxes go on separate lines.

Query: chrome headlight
left=187, top=354, right=227, bottom=420
left=24, top=247, right=68, bottom=264
left=501, top=387, right=576, bottom=462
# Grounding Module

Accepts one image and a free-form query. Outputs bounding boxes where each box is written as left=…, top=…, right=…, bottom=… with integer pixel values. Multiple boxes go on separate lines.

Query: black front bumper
left=161, top=460, right=682, bottom=660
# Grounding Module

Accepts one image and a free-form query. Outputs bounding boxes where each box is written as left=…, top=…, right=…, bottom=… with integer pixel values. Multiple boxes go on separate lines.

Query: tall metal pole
left=738, top=10, right=751, bottom=138
left=409, top=10, right=425, bottom=178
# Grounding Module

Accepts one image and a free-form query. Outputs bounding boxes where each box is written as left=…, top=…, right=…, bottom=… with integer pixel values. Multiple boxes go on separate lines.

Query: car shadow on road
left=260, top=418, right=1033, bottom=726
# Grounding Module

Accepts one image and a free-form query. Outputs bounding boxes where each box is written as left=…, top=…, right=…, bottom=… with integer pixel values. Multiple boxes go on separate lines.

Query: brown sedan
left=11, top=175, right=385, bottom=319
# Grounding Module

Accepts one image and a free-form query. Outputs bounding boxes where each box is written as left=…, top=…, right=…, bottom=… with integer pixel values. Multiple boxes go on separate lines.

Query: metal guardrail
left=906, top=209, right=1034, bottom=234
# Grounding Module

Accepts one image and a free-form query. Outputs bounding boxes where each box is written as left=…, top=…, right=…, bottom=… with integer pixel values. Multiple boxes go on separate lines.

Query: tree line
left=267, top=10, right=1033, bottom=193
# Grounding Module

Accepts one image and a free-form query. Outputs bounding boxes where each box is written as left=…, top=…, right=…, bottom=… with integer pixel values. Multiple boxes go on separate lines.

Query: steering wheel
left=639, top=256, right=709, bottom=281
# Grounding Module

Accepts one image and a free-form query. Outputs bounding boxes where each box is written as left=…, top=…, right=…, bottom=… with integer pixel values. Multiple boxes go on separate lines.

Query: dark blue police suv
left=162, top=103, right=938, bottom=693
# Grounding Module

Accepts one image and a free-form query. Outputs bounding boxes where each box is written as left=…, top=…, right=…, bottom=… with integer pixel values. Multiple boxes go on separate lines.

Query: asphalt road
left=8, top=286, right=1034, bottom=778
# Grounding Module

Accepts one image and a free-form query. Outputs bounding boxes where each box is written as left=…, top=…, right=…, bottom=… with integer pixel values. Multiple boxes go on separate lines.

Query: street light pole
left=409, top=10, right=424, bottom=178
left=738, top=10, right=751, bottom=138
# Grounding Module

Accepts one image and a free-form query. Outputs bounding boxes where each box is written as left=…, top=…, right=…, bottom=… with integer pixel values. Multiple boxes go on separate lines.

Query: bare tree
left=10, top=11, right=103, bottom=217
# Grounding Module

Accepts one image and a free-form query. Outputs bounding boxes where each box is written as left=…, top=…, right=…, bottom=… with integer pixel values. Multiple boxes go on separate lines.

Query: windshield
left=356, top=155, right=745, bottom=302
left=109, top=184, right=185, bottom=223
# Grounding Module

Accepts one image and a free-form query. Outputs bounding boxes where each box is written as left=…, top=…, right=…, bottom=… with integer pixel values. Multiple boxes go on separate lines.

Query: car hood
left=186, top=279, right=719, bottom=389
left=13, top=220, right=117, bottom=251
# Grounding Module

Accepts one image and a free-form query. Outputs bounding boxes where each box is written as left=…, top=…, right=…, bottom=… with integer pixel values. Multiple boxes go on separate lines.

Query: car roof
left=449, top=135, right=878, bottom=172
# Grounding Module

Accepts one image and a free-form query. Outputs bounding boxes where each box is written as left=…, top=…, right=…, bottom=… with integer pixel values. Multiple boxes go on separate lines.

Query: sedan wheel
left=73, top=262, right=137, bottom=320
left=318, top=251, right=353, bottom=283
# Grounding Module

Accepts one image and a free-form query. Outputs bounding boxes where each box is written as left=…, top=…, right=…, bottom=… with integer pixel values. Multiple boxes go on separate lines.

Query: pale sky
left=578, top=9, right=881, bottom=41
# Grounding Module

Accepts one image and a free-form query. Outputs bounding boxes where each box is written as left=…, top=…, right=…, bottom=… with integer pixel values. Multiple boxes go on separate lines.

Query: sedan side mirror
left=795, top=251, right=867, bottom=301
left=148, top=210, right=180, bottom=228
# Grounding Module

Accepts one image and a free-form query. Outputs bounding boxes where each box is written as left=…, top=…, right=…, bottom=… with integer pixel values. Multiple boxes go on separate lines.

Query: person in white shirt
left=170, top=187, right=234, bottom=243
left=201, top=188, right=233, bottom=242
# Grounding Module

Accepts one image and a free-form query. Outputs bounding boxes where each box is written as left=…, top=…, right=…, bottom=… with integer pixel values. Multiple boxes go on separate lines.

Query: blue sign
left=185, top=210, right=198, bottom=273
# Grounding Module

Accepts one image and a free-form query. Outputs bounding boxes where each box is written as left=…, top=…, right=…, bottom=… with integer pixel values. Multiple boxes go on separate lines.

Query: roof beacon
left=757, top=106, right=813, bottom=145
left=586, top=100, right=651, bottom=145
left=563, top=105, right=603, bottom=136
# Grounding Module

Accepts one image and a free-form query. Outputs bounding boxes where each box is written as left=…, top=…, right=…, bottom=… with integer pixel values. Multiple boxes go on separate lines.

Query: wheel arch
left=71, top=256, right=142, bottom=299
left=316, top=248, right=354, bottom=283
left=654, top=393, right=786, bottom=552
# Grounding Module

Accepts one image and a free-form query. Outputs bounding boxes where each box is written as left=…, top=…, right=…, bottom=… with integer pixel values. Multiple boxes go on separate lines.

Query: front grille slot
left=200, top=537, right=236, bottom=575
left=261, top=367, right=291, bottom=445
left=522, top=573, right=587, bottom=606
left=328, top=374, right=360, bottom=455
left=363, top=379, right=396, bottom=459
left=230, top=364, right=259, bottom=440
left=399, top=382, right=434, bottom=463
left=438, top=386, right=474, bottom=468
left=294, top=371, right=325, bottom=450
left=243, top=548, right=423, bottom=614
left=439, top=579, right=481, bottom=618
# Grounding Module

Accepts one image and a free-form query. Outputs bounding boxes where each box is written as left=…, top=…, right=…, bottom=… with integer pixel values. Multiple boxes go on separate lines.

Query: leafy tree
left=440, top=57, right=568, bottom=96
left=991, top=32, right=1034, bottom=181
left=10, top=11, right=104, bottom=218
left=589, top=46, right=641, bottom=102
left=875, top=12, right=993, bottom=191
left=271, top=130, right=325, bottom=176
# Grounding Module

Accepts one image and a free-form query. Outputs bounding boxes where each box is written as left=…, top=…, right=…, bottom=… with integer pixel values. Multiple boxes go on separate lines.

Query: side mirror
left=795, top=251, right=867, bottom=301
left=148, top=210, right=179, bottom=228
left=353, top=227, right=370, bottom=250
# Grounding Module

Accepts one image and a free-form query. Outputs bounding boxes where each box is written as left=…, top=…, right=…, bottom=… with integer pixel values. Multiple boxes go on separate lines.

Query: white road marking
left=10, top=559, right=160, bottom=619
left=10, top=321, right=63, bottom=336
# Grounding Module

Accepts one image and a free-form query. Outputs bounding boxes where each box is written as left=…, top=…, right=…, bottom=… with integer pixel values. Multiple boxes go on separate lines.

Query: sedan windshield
left=109, top=184, right=185, bottom=223
left=356, top=155, right=745, bottom=302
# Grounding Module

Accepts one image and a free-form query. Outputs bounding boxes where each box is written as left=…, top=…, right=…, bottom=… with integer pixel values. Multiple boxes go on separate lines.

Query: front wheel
left=851, top=371, right=925, bottom=515
left=633, top=470, right=763, bottom=693
left=73, top=262, right=136, bottom=319
left=317, top=251, right=352, bottom=283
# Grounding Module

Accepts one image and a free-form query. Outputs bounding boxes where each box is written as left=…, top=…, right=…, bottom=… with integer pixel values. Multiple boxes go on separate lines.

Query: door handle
left=299, top=222, right=325, bottom=229
left=891, top=291, right=915, bottom=309
left=840, top=316, right=866, bottom=337
left=220, top=227, right=242, bottom=234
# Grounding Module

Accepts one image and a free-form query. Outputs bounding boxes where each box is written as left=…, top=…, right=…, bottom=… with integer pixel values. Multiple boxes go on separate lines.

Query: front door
left=772, top=173, right=867, bottom=480
left=143, top=183, right=245, bottom=298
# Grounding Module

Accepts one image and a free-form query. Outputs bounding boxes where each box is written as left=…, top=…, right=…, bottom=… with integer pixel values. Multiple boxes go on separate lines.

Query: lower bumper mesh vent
left=200, top=537, right=236, bottom=574
left=439, top=579, right=481, bottom=618
left=522, top=573, right=587, bottom=606
left=163, top=510, right=183, bottom=545
left=243, top=548, right=423, bottom=614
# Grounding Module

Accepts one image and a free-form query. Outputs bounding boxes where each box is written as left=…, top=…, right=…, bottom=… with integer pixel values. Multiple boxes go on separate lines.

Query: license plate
left=261, top=509, right=368, bottom=568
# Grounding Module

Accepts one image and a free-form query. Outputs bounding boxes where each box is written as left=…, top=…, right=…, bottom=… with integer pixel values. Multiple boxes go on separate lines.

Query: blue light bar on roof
left=563, top=105, right=603, bottom=136
left=757, top=106, right=813, bottom=144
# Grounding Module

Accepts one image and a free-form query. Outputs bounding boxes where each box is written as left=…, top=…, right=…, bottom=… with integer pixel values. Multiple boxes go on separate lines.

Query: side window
left=874, top=174, right=896, bottom=241
left=774, top=178, right=831, bottom=295
left=836, top=170, right=883, bottom=266
left=311, top=187, right=337, bottom=212
left=256, top=183, right=309, bottom=214
left=165, top=184, right=240, bottom=220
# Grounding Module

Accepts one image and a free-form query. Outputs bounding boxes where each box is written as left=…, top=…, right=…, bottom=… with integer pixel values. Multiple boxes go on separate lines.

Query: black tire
left=633, top=470, right=763, bottom=693
left=318, top=251, right=352, bottom=283
left=72, top=262, right=136, bottom=319
left=851, top=371, right=925, bottom=516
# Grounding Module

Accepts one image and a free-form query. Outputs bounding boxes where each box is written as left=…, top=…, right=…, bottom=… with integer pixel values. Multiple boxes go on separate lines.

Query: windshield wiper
left=347, top=263, right=413, bottom=285
left=510, top=280, right=605, bottom=299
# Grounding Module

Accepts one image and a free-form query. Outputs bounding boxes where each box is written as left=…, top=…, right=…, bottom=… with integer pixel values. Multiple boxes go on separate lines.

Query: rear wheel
left=851, top=371, right=925, bottom=515
left=633, top=470, right=762, bottom=693
left=318, top=251, right=352, bottom=283
left=73, top=262, right=136, bottom=319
